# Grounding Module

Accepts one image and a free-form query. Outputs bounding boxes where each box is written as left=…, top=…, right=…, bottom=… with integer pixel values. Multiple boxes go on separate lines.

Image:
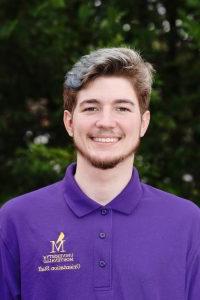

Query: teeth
left=93, top=137, right=118, bottom=143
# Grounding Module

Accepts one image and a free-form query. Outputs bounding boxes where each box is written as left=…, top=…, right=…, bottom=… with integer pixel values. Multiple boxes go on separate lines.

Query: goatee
left=73, top=138, right=141, bottom=170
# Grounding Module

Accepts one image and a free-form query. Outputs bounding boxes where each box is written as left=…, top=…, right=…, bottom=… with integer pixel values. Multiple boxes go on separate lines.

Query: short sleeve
left=185, top=244, right=200, bottom=299
left=0, top=233, right=21, bottom=300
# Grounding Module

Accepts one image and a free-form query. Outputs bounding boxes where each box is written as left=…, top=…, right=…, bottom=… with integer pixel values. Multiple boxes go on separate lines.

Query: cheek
left=124, top=120, right=141, bottom=135
left=72, top=120, right=90, bottom=137
left=75, top=116, right=95, bottom=131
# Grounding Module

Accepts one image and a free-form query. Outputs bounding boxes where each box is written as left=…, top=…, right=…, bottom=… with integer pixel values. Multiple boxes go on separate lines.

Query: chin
left=91, top=159, right=120, bottom=169
left=85, top=153, right=133, bottom=170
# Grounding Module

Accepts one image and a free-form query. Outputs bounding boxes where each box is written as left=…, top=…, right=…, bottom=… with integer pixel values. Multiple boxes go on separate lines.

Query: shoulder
left=141, top=182, right=200, bottom=221
left=140, top=183, right=200, bottom=256
left=0, top=180, right=63, bottom=222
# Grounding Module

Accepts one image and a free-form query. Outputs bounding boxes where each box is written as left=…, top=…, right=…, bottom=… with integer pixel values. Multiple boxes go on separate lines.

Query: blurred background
left=0, top=0, right=199, bottom=205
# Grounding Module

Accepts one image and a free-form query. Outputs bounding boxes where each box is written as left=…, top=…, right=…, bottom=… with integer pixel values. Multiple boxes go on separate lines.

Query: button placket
left=94, top=207, right=112, bottom=289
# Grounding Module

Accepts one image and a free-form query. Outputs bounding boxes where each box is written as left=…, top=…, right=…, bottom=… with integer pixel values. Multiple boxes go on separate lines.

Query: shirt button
left=99, top=232, right=106, bottom=239
left=99, top=260, right=106, bottom=268
left=101, top=208, right=108, bottom=215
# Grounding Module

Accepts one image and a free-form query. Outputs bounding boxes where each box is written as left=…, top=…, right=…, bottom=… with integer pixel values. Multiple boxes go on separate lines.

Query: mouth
left=90, top=137, right=121, bottom=143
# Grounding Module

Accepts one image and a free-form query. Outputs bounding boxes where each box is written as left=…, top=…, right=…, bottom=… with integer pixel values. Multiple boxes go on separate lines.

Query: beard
left=73, top=136, right=141, bottom=170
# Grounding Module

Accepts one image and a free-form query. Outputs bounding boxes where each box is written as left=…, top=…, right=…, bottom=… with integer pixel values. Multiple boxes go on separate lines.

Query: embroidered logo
left=37, top=231, right=81, bottom=273
left=50, top=232, right=66, bottom=253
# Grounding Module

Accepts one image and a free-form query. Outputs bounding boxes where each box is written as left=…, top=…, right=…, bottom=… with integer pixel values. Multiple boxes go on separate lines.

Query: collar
left=62, top=162, right=143, bottom=218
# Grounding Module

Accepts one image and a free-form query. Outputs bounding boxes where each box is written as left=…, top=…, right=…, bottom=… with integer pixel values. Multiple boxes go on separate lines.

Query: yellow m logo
left=50, top=232, right=66, bottom=253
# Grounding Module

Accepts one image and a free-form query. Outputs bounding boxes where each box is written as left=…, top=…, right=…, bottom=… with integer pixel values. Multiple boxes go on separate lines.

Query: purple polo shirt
left=0, top=163, right=200, bottom=299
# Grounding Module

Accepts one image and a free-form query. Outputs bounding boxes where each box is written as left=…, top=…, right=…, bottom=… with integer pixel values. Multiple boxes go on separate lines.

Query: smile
left=91, top=137, right=120, bottom=143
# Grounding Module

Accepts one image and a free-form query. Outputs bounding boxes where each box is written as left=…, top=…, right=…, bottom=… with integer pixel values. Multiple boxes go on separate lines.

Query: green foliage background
left=0, top=0, right=199, bottom=205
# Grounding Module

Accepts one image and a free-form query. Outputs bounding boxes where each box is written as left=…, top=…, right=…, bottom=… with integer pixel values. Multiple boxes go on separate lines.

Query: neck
left=74, top=156, right=134, bottom=205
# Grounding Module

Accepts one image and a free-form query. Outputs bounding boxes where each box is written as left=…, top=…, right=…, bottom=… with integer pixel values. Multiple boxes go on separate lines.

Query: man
left=0, top=48, right=199, bottom=299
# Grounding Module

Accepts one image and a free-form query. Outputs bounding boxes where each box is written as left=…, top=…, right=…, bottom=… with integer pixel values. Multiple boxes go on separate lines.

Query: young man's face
left=64, top=76, right=150, bottom=169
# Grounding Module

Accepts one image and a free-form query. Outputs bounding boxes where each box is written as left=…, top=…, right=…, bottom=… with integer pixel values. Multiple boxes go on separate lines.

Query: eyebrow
left=79, top=99, right=135, bottom=106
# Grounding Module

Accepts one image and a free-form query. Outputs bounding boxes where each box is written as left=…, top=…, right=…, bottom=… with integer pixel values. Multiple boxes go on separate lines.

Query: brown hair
left=63, top=47, right=155, bottom=114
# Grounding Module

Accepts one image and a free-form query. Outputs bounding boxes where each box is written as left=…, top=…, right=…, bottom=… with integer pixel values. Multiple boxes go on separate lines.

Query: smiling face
left=64, top=76, right=150, bottom=169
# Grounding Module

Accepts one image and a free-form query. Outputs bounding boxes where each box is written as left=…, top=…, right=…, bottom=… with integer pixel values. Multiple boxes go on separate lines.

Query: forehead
left=76, top=76, right=138, bottom=105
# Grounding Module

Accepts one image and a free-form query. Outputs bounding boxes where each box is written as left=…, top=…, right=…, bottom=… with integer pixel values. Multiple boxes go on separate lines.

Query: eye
left=116, top=107, right=131, bottom=112
left=82, top=107, right=98, bottom=112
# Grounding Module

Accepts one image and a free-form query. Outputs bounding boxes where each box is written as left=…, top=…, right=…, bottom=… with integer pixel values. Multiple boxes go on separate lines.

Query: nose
left=95, top=110, right=117, bottom=129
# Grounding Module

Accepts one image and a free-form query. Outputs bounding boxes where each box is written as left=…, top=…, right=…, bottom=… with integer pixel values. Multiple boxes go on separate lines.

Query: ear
left=140, top=110, right=150, bottom=138
left=63, top=110, right=73, bottom=137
